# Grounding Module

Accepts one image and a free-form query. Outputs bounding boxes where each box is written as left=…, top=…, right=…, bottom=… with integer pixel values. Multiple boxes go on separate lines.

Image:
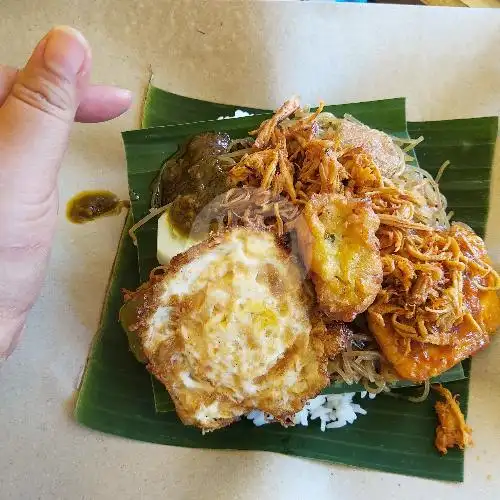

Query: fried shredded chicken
left=251, top=97, right=300, bottom=149
left=433, top=384, right=473, bottom=454
left=311, top=313, right=353, bottom=359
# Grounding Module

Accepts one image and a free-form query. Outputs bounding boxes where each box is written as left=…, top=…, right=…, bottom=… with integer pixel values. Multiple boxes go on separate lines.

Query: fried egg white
left=135, top=228, right=329, bottom=431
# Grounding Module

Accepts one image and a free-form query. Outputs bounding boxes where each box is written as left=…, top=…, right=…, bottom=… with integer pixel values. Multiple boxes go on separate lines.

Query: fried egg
left=134, top=228, right=329, bottom=431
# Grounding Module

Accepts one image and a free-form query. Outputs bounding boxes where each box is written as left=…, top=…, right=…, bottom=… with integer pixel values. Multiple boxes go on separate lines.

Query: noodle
left=328, top=328, right=390, bottom=394
left=386, top=379, right=431, bottom=403
left=408, top=379, right=431, bottom=403
left=128, top=205, right=170, bottom=246
left=435, top=160, right=451, bottom=184
left=402, top=135, right=424, bottom=153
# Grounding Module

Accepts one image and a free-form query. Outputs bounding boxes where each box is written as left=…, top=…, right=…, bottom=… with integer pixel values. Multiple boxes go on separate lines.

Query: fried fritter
left=130, top=228, right=329, bottom=431
left=295, top=193, right=383, bottom=322
left=338, top=119, right=405, bottom=178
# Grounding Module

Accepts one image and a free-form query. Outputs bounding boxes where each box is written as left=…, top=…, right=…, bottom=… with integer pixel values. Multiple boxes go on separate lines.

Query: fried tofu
left=367, top=310, right=489, bottom=382
left=368, top=223, right=500, bottom=382
left=295, top=193, right=383, bottom=322
left=131, top=228, right=329, bottom=431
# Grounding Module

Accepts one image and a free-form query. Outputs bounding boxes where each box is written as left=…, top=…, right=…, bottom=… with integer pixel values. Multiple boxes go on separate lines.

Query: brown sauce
left=150, top=133, right=232, bottom=236
left=66, top=190, right=129, bottom=224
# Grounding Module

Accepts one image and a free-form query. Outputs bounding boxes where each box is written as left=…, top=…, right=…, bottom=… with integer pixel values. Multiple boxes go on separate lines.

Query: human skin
left=0, top=26, right=132, bottom=358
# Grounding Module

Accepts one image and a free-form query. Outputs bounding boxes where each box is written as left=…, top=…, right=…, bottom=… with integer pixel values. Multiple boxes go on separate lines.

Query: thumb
left=0, top=26, right=91, bottom=201
left=0, top=27, right=91, bottom=357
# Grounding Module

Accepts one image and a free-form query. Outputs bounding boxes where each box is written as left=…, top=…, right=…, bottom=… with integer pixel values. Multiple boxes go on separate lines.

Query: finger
left=0, top=65, right=18, bottom=102
left=76, top=85, right=132, bottom=122
left=0, top=26, right=95, bottom=359
left=0, top=314, right=26, bottom=359
left=0, top=65, right=132, bottom=123
left=0, top=25, right=91, bottom=202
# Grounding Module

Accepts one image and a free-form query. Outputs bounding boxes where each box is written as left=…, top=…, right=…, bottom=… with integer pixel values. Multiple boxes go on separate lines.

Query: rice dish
left=247, top=392, right=374, bottom=431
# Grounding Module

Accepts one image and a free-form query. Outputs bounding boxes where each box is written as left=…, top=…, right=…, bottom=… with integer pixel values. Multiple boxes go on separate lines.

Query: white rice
left=217, top=110, right=253, bottom=120
left=246, top=392, right=374, bottom=430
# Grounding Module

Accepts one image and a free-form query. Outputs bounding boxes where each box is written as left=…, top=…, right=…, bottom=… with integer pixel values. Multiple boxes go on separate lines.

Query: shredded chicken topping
left=433, top=384, right=473, bottom=454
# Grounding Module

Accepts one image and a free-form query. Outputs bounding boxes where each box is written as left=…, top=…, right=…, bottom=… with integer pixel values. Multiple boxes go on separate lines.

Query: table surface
left=1, top=1, right=500, bottom=499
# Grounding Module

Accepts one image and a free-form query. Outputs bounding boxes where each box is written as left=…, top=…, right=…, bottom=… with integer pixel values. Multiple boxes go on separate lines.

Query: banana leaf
left=407, top=118, right=497, bottom=238
left=141, top=85, right=265, bottom=129
left=75, top=87, right=498, bottom=482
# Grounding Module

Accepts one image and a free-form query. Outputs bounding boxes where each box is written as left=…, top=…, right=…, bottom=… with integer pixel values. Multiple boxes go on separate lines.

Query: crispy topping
left=433, top=384, right=472, bottom=454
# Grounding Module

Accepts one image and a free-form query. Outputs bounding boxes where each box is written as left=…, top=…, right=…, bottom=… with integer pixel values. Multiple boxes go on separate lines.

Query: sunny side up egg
left=136, top=228, right=329, bottom=431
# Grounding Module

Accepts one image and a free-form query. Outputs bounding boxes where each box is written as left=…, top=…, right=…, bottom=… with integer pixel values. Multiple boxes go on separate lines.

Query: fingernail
left=43, top=26, right=90, bottom=80
left=115, top=88, right=133, bottom=101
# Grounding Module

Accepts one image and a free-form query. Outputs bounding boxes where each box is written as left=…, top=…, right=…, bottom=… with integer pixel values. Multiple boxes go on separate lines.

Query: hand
left=0, top=26, right=132, bottom=358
